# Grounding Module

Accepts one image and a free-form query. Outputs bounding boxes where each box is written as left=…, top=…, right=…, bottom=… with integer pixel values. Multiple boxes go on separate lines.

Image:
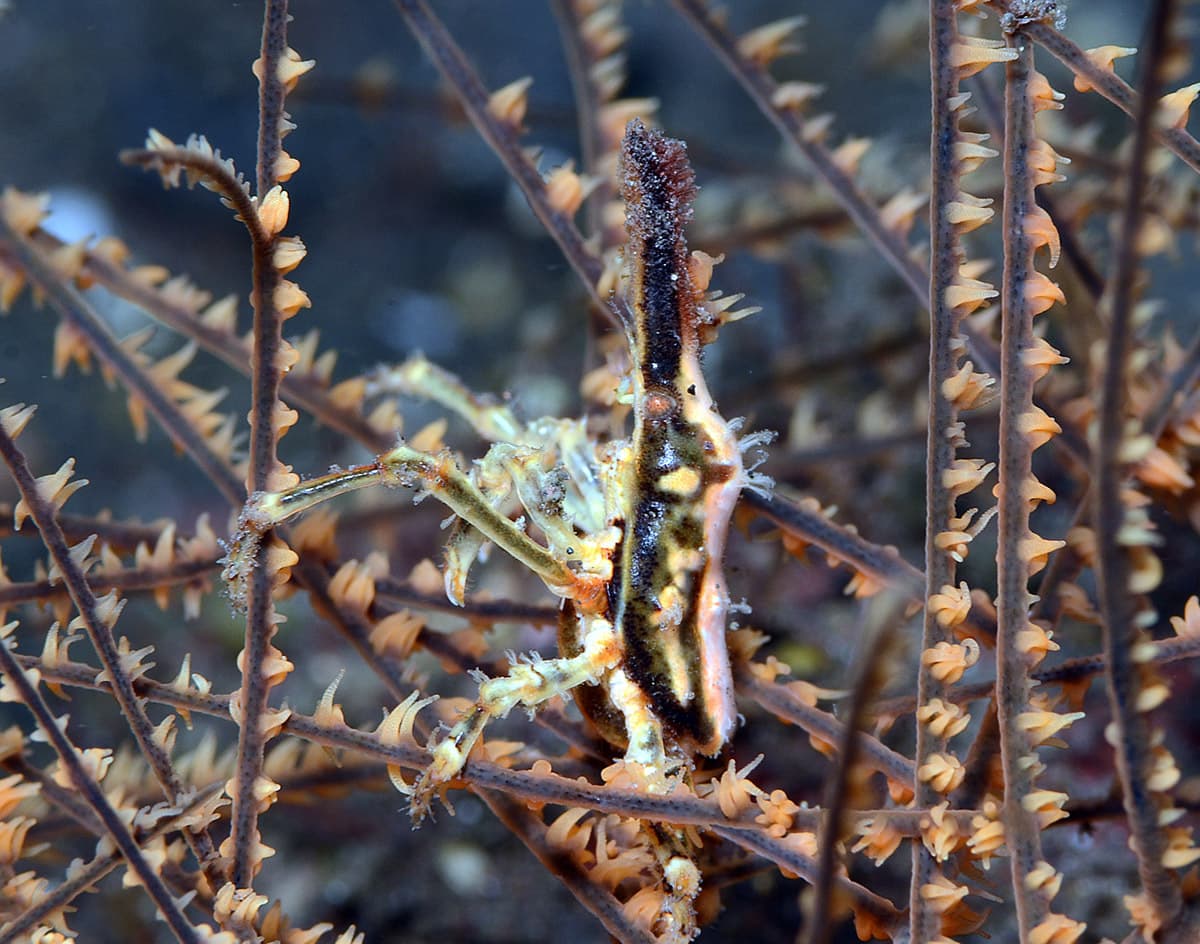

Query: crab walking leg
left=367, top=354, right=524, bottom=444
left=409, top=616, right=622, bottom=819
left=605, top=668, right=670, bottom=778
left=648, top=822, right=703, bottom=941
left=225, top=443, right=605, bottom=609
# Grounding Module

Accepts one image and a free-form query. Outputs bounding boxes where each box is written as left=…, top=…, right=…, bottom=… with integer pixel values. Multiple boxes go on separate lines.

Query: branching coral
left=1, top=1, right=1199, bottom=942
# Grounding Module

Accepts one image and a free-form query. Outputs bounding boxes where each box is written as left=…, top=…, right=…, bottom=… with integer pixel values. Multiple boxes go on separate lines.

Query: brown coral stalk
left=392, top=0, right=630, bottom=329
left=0, top=783, right=224, bottom=942
left=485, top=791, right=658, bottom=944
left=995, top=35, right=1058, bottom=940
left=0, top=634, right=202, bottom=943
left=734, top=665, right=916, bottom=787
left=229, top=0, right=298, bottom=890
left=0, top=216, right=244, bottom=505
left=807, top=609, right=901, bottom=944
left=23, top=226, right=391, bottom=453
left=910, top=4, right=968, bottom=938
left=1093, top=0, right=1184, bottom=925
left=991, top=3, right=1200, bottom=174
left=0, top=423, right=220, bottom=875
left=741, top=490, right=925, bottom=602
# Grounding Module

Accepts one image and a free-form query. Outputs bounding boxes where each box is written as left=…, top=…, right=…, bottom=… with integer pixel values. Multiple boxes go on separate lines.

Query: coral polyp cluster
left=1, top=1, right=1200, bottom=942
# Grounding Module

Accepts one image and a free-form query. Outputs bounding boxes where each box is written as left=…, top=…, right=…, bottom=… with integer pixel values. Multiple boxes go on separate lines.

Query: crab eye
left=643, top=389, right=678, bottom=419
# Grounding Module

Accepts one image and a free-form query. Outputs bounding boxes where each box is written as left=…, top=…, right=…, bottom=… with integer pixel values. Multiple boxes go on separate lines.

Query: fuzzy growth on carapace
left=619, top=118, right=701, bottom=388
left=6, top=3, right=1200, bottom=943
left=611, top=118, right=746, bottom=759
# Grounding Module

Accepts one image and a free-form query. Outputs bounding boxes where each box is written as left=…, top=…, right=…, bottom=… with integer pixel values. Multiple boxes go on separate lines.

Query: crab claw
left=406, top=718, right=478, bottom=824
left=407, top=766, right=453, bottom=825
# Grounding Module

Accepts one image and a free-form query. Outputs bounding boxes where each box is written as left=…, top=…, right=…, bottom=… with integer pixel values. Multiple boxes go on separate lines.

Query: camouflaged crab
left=221, top=118, right=771, bottom=939
left=5, top=2, right=1200, bottom=943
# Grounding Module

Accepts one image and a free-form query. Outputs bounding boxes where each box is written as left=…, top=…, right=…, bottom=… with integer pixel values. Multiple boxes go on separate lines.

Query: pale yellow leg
left=607, top=668, right=675, bottom=790
left=223, top=442, right=605, bottom=609
left=650, top=823, right=702, bottom=943
left=409, top=617, right=621, bottom=820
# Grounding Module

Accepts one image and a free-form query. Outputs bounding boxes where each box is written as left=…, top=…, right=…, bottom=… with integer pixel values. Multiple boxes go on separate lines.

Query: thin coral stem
left=0, top=423, right=220, bottom=874
left=0, top=217, right=244, bottom=505
left=484, top=791, right=658, bottom=944
left=229, top=0, right=299, bottom=889
left=744, top=326, right=928, bottom=390
left=255, top=0, right=290, bottom=200
left=992, top=8, right=1200, bottom=174
left=295, top=719, right=790, bottom=836
left=996, top=37, right=1054, bottom=939
left=374, top=575, right=559, bottom=625
left=8, top=755, right=103, bottom=833
left=912, top=1, right=968, bottom=938
left=970, top=70, right=1105, bottom=302
left=711, top=824, right=904, bottom=938
left=290, top=557, right=415, bottom=703
left=0, top=783, right=224, bottom=942
left=954, top=697, right=1000, bottom=808
left=120, top=146, right=268, bottom=247
left=0, top=634, right=202, bottom=943
left=23, top=226, right=391, bottom=453
left=667, top=0, right=1092, bottom=471
left=18, top=650, right=235, bottom=716
left=1143, top=329, right=1200, bottom=444
left=734, top=665, right=915, bottom=787
left=0, top=505, right=179, bottom=549
left=228, top=560, right=277, bottom=888
left=875, top=634, right=1200, bottom=716
left=0, top=558, right=213, bottom=608
left=0, top=543, right=559, bottom=630
left=667, top=0, right=927, bottom=305
left=954, top=490, right=1087, bottom=807
left=741, top=490, right=925, bottom=602
left=549, top=0, right=618, bottom=242
left=14, top=646, right=991, bottom=836
left=246, top=8, right=291, bottom=496
left=1068, top=792, right=1200, bottom=823
left=698, top=204, right=904, bottom=256
left=666, top=0, right=1010, bottom=379
left=807, top=612, right=900, bottom=944
left=391, top=0, right=630, bottom=330
left=1093, top=0, right=1184, bottom=924
left=1029, top=522, right=1086, bottom=628
left=770, top=425, right=963, bottom=470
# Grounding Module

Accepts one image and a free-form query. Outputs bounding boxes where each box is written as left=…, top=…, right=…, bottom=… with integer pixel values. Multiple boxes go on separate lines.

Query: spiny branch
left=0, top=632, right=202, bottom=944
left=1093, top=0, right=1184, bottom=924
left=0, top=421, right=221, bottom=878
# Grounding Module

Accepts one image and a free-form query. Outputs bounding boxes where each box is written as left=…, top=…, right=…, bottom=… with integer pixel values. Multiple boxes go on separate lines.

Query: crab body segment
left=223, top=121, right=757, bottom=866
left=410, top=120, right=750, bottom=803
left=605, top=118, right=744, bottom=760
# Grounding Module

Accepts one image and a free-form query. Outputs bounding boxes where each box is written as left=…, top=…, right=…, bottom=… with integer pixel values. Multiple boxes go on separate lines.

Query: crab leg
left=225, top=442, right=605, bottom=610
left=408, top=615, right=622, bottom=820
